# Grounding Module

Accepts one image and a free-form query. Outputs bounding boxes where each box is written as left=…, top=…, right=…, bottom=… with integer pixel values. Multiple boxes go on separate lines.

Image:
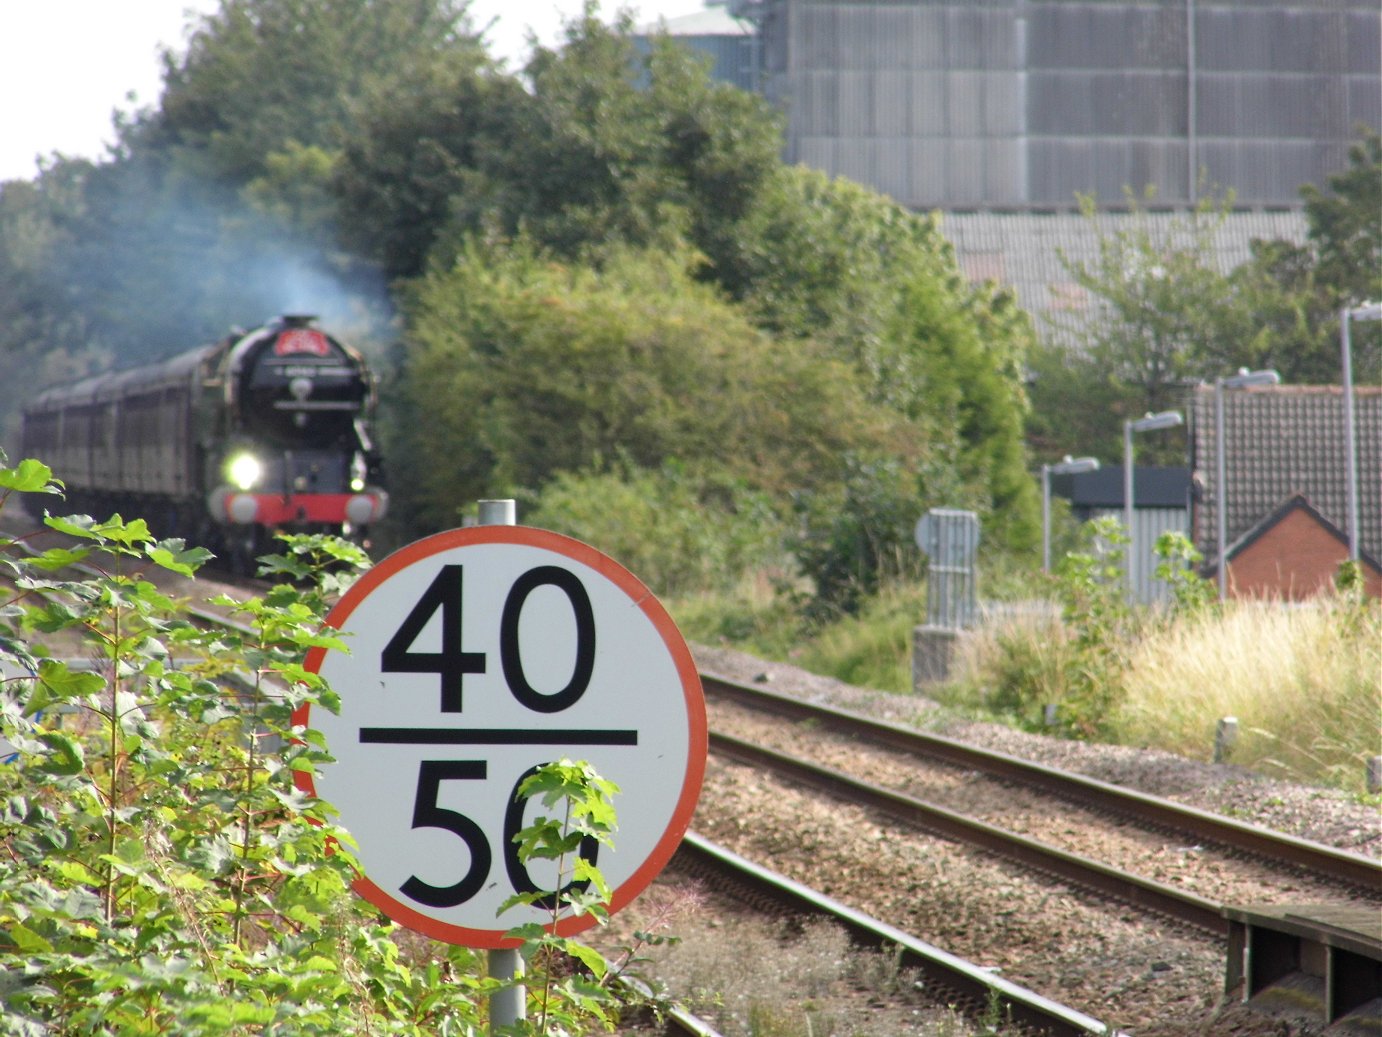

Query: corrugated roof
left=1188, top=384, right=1382, bottom=566
left=937, top=209, right=1309, bottom=347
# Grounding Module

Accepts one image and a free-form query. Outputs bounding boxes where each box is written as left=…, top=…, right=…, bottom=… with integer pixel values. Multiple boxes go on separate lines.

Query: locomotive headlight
left=349, top=452, right=367, bottom=493
left=227, top=453, right=262, bottom=491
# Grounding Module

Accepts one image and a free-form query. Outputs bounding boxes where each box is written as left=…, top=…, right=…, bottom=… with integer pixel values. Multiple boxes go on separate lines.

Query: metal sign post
left=479, top=501, right=523, bottom=1032
left=292, top=506, right=706, bottom=1032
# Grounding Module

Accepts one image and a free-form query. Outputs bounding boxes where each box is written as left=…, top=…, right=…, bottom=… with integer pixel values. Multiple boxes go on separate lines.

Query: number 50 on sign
left=292, top=526, right=707, bottom=948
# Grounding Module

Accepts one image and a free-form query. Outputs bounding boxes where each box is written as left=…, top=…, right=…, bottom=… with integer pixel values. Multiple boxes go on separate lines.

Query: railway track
left=702, top=672, right=1382, bottom=902
left=666, top=831, right=1119, bottom=1036
left=693, top=670, right=1382, bottom=1033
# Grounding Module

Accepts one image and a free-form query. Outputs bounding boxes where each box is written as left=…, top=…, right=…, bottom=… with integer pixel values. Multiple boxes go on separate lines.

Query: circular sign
left=292, top=526, right=706, bottom=948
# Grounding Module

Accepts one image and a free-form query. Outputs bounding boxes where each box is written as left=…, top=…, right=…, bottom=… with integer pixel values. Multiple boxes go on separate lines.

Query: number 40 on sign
left=292, top=525, right=707, bottom=949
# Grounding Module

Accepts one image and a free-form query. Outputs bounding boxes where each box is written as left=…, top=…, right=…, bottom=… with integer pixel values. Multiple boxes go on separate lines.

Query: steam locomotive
left=21, top=315, right=388, bottom=569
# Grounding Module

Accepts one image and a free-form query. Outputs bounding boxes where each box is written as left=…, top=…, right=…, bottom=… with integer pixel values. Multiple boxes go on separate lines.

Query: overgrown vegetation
left=717, top=519, right=1381, bottom=797
left=0, top=458, right=664, bottom=1034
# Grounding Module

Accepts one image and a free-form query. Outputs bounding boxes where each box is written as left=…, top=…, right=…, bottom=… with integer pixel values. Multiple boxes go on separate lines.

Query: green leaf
left=37, top=731, right=84, bottom=775
left=0, top=459, right=60, bottom=493
left=146, top=540, right=213, bottom=577
left=27, top=546, right=92, bottom=571
left=95, top=516, right=153, bottom=546
left=37, top=659, right=105, bottom=700
left=49, top=859, right=103, bottom=886
left=43, top=514, right=100, bottom=539
left=3, top=922, right=54, bottom=953
left=564, top=941, right=609, bottom=979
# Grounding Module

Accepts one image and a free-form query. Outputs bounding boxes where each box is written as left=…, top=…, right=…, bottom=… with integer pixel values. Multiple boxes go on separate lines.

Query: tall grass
left=1116, top=598, right=1381, bottom=791
left=672, top=562, right=1381, bottom=795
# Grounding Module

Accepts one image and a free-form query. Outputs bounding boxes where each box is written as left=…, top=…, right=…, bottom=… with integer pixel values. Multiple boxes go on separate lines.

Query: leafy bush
left=524, top=460, right=790, bottom=598
left=390, top=242, right=904, bottom=539
left=0, top=457, right=652, bottom=1034
left=790, top=456, right=937, bottom=620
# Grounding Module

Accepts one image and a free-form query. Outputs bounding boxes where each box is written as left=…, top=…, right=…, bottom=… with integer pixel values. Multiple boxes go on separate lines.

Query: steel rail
left=675, top=832, right=1123, bottom=1037
left=710, top=730, right=1225, bottom=934
left=702, top=671, right=1382, bottom=892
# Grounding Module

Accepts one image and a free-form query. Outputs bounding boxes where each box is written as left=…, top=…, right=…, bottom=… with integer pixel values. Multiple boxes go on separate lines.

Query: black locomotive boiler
left=21, top=315, right=387, bottom=567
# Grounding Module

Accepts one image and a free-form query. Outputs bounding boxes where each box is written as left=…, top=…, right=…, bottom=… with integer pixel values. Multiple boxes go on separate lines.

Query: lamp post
left=1342, top=302, right=1382, bottom=561
left=1124, top=410, right=1184, bottom=596
left=1042, top=455, right=1100, bottom=572
left=1214, top=369, right=1280, bottom=599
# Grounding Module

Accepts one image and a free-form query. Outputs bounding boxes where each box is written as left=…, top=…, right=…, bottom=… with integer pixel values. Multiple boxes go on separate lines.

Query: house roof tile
left=1189, top=384, right=1382, bottom=564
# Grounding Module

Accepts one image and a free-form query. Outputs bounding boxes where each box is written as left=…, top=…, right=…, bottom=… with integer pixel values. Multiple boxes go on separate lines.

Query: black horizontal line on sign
left=359, top=728, right=639, bottom=746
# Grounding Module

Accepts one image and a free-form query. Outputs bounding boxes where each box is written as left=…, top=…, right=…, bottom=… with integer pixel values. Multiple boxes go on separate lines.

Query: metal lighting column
left=1341, top=303, right=1382, bottom=561
left=1042, top=456, right=1100, bottom=572
left=1124, top=412, right=1183, bottom=597
left=1214, top=369, right=1280, bottom=599
left=478, top=499, right=526, bottom=1032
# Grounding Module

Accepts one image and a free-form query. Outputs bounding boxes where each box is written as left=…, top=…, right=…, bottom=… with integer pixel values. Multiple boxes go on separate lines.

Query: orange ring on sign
left=292, top=525, right=707, bottom=948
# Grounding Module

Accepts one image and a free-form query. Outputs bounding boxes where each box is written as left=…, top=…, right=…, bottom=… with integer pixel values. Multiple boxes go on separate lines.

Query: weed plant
left=0, top=457, right=662, bottom=1034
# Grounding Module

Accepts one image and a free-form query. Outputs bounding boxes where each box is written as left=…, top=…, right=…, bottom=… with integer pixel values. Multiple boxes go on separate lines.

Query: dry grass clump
left=1116, top=597, right=1381, bottom=790
left=948, top=588, right=1380, bottom=794
left=949, top=605, right=1071, bottom=711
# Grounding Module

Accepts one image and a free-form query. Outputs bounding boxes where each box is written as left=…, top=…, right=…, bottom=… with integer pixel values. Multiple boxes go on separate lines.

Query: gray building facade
left=729, top=0, right=1380, bottom=211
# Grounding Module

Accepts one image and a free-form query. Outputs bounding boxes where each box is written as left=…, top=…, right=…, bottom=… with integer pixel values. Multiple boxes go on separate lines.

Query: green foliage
left=723, top=169, right=1041, bottom=551
left=790, top=456, right=937, bottom=620
left=333, top=10, right=783, bottom=282
left=390, top=242, right=903, bottom=537
left=503, top=760, right=621, bottom=1033
left=524, top=461, right=789, bottom=598
left=1043, top=193, right=1246, bottom=461
left=488, top=14, right=782, bottom=263
left=157, top=0, right=485, bottom=184
left=794, top=582, right=927, bottom=693
left=1035, top=130, right=1381, bottom=460
left=1042, top=516, right=1134, bottom=738
left=1152, top=531, right=1216, bottom=619
left=0, top=172, right=110, bottom=443
left=1301, top=129, right=1382, bottom=310
left=0, top=456, right=649, bottom=1035
left=332, top=51, right=530, bottom=280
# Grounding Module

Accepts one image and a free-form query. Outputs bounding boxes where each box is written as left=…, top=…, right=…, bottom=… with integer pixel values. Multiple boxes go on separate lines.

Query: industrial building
left=649, top=0, right=1380, bottom=212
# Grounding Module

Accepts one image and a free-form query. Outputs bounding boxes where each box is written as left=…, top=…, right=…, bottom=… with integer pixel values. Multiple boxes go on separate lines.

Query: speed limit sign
left=292, top=526, right=707, bottom=948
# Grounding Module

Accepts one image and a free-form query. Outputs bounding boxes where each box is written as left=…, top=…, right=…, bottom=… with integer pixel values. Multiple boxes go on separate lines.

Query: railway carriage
left=21, top=315, right=387, bottom=568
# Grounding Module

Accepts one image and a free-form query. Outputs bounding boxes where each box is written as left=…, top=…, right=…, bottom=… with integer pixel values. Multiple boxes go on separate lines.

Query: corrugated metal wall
left=1090, top=505, right=1190, bottom=605
left=758, top=0, right=1380, bottom=210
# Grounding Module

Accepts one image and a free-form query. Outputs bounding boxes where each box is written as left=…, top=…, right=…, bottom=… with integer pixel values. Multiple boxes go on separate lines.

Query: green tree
left=388, top=242, right=912, bottom=538
left=1243, top=129, right=1382, bottom=382
left=494, top=13, right=782, bottom=260
left=0, top=171, right=109, bottom=445
left=724, top=168, right=1041, bottom=551
left=1032, top=131, right=1381, bottom=460
left=155, top=0, right=484, bottom=184
left=333, top=8, right=783, bottom=280
left=1302, top=129, right=1382, bottom=307
left=332, top=52, right=528, bottom=280
left=1048, top=194, right=1258, bottom=425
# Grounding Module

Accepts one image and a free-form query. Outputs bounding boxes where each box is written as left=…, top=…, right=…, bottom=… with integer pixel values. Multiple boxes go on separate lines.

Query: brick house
left=1220, top=493, right=1382, bottom=600
left=1188, top=385, right=1382, bottom=599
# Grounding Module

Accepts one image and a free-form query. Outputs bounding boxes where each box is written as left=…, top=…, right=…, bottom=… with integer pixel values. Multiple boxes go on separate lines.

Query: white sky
left=0, top=0, right=709, bottom=184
